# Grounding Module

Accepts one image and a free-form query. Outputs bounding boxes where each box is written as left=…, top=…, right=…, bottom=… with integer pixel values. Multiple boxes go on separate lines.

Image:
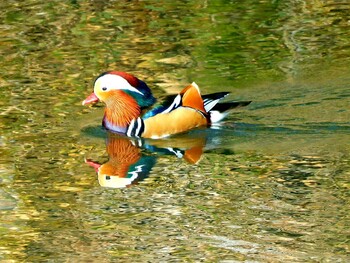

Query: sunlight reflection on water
left=0, top=0, right=350, bottom=262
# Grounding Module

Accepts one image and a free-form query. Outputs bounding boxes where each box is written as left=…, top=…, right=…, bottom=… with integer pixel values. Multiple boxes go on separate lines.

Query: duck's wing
left=141, top=94, right=179, bottom=119
left=140, top=82, right=208, bottom=138
left=202, top=92, right=230, bottom=112
left=142, top=82, right=210, bottom=119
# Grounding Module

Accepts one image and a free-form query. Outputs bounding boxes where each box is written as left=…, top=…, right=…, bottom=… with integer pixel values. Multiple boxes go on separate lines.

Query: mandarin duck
left=82, top=71, right=251, bottom=139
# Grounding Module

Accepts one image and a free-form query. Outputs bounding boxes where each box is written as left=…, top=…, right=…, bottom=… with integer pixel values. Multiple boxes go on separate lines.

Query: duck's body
left=83, top=71, right=250, bottom=138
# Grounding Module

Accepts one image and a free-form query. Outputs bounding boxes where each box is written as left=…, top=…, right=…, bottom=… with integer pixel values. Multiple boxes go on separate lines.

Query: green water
left=1, top=0, right=349, bottom=262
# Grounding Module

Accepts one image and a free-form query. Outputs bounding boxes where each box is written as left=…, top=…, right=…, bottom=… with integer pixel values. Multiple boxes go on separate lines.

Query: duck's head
left=82, top=71, right=156, bottom=108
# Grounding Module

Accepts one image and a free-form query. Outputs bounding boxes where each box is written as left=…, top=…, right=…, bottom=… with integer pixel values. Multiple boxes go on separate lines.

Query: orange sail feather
left=180, top=82, right=207, bottom=114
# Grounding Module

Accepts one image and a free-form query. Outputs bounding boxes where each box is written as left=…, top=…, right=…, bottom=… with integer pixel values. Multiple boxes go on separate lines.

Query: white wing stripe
left=135, top=117, right=142, bottom=136
left=204, top=99, right=220, bottom=112
left=162, top=94, right=181, bottom=114
left=127, top=119, right=135, bottom=137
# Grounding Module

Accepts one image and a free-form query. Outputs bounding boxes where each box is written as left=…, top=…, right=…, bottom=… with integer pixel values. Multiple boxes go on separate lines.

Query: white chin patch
left=95, top=74, right=143, bottom=95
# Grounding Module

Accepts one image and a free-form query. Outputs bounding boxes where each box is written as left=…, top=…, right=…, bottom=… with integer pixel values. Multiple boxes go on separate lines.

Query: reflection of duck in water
left=85, top=134, right=151, bottom=188
left=82, top=71, right=250, bottom=139
left=85, top=133, right=208, bottom=188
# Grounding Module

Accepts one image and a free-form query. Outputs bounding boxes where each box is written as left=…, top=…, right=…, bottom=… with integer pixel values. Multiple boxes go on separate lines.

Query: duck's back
left=141, top=82, right=208, bottom=139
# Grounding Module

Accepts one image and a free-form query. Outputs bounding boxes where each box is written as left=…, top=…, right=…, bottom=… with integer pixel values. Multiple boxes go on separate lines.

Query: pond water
left=1, top=0, right=349, bottom=262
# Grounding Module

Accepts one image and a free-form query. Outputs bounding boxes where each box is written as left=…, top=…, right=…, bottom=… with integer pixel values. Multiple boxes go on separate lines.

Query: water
left=1, top=0, right=349, bottom=262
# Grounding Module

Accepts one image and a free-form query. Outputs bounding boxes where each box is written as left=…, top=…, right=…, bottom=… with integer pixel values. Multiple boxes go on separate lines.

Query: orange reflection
left=85, top=132, right=207, bottom=188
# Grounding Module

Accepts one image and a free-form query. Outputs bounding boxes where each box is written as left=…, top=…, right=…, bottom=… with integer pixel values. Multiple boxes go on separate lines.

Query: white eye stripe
left=95, top=74, right=144, bottom=95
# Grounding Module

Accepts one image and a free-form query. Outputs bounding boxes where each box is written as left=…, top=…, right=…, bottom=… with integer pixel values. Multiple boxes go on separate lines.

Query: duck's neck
left=102, top=93, right=141, bottom=134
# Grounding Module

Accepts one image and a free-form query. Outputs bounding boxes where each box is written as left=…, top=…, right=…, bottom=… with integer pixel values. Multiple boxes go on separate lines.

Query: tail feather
left=202, top=92, right=230, bottom=102
left=211, top=101, right=252, bottom=112
left=209, top=101, right=252, bottom=123
left=202, top=92, right=230, bottom=112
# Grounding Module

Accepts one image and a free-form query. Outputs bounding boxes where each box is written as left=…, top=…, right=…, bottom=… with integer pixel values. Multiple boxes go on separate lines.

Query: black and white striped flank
left=126, top=117, right=145, bottom=137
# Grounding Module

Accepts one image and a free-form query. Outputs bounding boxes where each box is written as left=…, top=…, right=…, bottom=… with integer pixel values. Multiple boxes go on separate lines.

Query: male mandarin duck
left=82, top=71, right=251, bottom=139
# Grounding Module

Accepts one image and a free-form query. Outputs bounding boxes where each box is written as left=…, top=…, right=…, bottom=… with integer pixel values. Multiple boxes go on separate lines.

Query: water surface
left=0, top=1, right=349, bottom=262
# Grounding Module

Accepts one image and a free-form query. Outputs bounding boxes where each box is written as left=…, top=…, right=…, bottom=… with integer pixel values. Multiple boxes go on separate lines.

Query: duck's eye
left=102, top=87, right=107, bottom=91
